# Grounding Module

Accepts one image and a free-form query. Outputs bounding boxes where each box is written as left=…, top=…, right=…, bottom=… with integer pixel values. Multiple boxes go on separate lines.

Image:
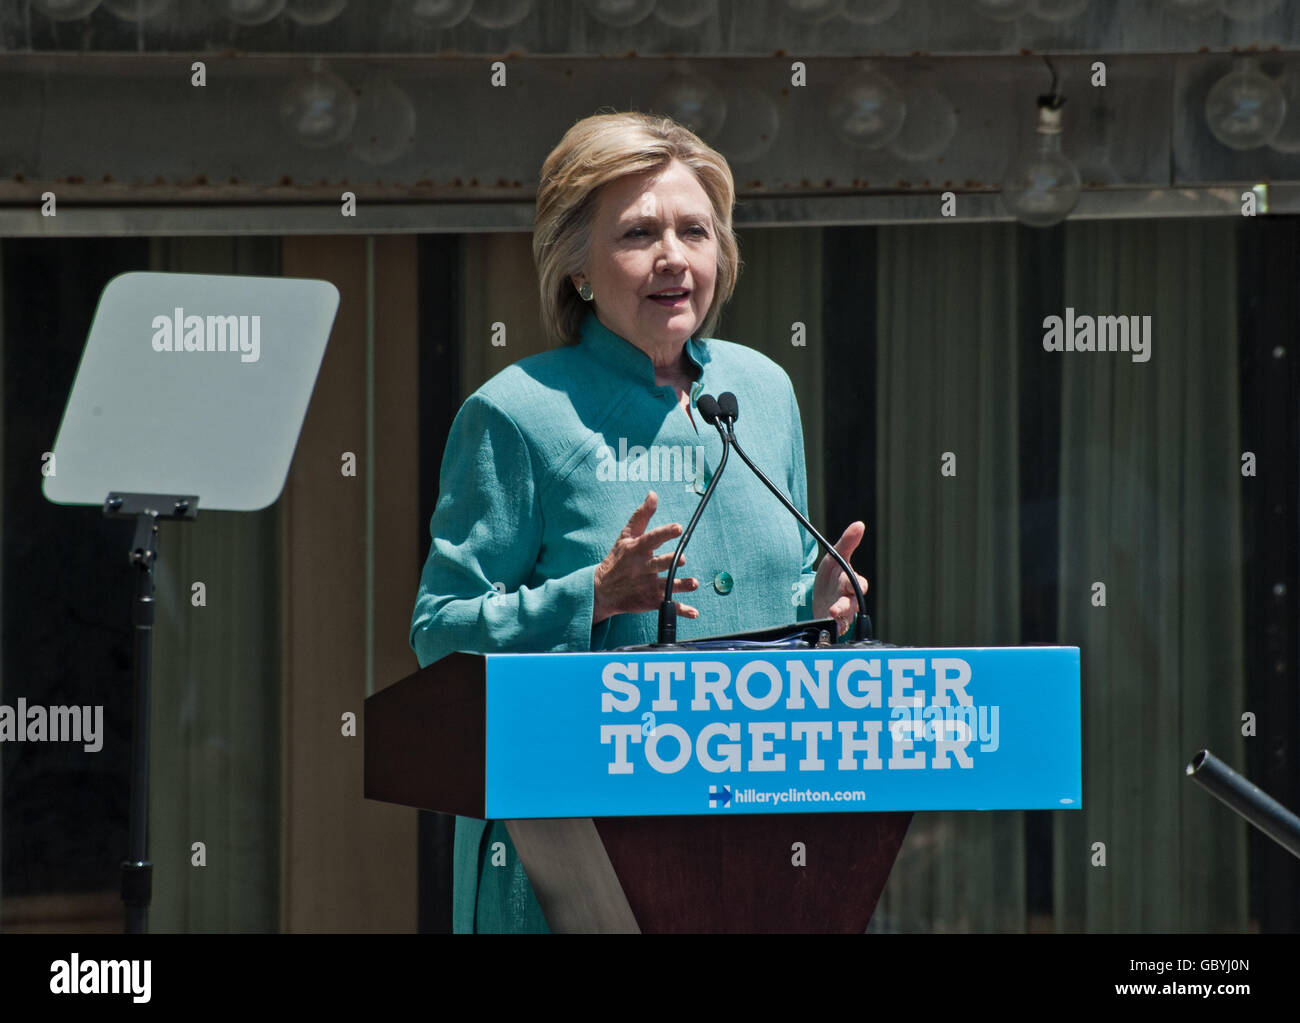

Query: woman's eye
left=628, top=226, right=707, bottom=238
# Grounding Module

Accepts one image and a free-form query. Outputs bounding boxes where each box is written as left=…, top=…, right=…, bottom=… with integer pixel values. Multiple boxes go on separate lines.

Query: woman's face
left=574, top=158, right=719, bottom=361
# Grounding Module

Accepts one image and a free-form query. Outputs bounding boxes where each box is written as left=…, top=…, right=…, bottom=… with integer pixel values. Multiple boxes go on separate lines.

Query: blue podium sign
left=483, top=646, right=1081, bottom=818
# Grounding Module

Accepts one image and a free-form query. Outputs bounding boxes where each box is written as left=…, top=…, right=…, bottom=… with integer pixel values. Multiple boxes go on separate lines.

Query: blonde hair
left=533, top=109, right=741, bottom=346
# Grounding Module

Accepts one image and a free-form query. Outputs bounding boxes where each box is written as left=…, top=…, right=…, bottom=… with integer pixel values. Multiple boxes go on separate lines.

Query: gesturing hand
left=812, top=520, right=870, bottom=636
left=593, top=491, right=700, bottom=626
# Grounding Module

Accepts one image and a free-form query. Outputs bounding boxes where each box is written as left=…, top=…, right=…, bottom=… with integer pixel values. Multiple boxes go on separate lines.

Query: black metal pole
left=1186, top=748, right=1300, bottom=861
left=104, top=492, right=199, bottom=934
left=122, top=511, right=157, bottom=933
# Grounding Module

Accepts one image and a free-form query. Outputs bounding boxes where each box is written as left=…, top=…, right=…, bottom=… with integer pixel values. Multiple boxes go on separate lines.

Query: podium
left=365, top=645, right=1081, bottom=932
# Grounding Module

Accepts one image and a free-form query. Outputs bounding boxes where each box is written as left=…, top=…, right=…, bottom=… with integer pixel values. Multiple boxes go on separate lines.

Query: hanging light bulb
left=1001, top=94, right=1081, bottom=227
left=1205, top=57, right=1285, bottom=150
left=350, top=74, right=418, bottom=165
left=888, top=84, right=958, bottom=162
left=827, top=66, right=906, bottom=150
left=649, top=72, right=727, bottom=140
left=280, top=62, right=357, bottom=148
left=713, top=77, right=781, bottom=163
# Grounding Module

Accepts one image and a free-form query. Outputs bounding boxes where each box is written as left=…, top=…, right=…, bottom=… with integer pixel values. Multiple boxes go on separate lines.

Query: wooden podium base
left=367, top=653, right=917, bottom=932
left=509, top=812, right=912, bottom=933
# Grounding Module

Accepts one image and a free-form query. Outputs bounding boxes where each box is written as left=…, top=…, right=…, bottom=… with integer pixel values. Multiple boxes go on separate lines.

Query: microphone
left=657, top=394, right=732, bottom=645
left=716, top=391, right=873, bottom=643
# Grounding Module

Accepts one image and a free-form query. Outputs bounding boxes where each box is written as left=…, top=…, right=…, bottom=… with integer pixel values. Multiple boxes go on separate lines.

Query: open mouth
left=648, top=289, right=690, bottom=306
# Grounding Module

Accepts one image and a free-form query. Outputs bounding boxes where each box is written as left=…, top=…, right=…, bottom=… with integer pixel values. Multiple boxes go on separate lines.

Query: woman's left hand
left=812, top=520, right=869, bottom=636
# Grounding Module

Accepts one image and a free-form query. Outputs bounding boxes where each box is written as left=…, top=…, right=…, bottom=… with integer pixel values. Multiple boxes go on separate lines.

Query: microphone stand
left=657, top=400, right=731, bottom=644
left=718, top=399, right=873, bottom=643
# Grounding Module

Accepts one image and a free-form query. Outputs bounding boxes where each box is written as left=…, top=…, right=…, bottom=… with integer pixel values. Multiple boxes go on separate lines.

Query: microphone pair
left=696, top=392, right=738, bottom=428
left=656, top=391, right=873, bottom=646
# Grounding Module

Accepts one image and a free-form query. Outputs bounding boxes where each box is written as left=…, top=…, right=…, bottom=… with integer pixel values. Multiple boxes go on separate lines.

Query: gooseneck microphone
left=657, top=394, right=732, bottom=645
left=715, top=391, right=873, bottom=643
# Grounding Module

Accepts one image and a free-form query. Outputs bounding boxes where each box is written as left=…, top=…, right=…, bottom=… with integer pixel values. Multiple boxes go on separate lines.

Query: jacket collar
left=577, top=308, right=709, bottom=386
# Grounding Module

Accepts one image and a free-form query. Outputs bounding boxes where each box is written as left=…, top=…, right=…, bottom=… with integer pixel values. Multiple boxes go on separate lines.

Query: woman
left=409, top=111, right=869, bottom=933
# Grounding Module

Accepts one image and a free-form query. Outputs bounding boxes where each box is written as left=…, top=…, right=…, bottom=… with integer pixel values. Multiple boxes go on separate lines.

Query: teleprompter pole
left=105, top=492, right=199, bottom=933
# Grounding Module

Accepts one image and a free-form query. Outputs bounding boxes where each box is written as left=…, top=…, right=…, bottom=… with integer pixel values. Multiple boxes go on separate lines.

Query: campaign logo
left=708, top=784, right=732, bottom=808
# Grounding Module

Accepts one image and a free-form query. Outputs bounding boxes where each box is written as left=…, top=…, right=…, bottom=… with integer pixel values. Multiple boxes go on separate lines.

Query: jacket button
left=713, top=571, right=733, bottom=595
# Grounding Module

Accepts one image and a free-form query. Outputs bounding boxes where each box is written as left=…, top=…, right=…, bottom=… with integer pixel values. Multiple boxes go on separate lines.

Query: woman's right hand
left=593, top=491, right=700, bottom=626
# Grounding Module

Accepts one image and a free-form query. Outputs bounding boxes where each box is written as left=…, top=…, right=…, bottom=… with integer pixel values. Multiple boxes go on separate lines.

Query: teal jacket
left=409, top=308, right=820, bottom=932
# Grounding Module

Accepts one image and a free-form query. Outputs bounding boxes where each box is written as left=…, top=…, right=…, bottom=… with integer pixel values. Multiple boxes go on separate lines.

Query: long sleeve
left=786, top=377, right=821, bottom=622
left=409, top=392, right=602, bottom=668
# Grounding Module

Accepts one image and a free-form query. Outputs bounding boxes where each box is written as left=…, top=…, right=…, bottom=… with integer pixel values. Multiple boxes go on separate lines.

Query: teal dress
left=409, top=308, right=820, bottom=933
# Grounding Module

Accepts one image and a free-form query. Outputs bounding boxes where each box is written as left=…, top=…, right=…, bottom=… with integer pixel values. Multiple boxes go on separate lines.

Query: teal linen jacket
left=409, top=308, right=821, bottom=932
